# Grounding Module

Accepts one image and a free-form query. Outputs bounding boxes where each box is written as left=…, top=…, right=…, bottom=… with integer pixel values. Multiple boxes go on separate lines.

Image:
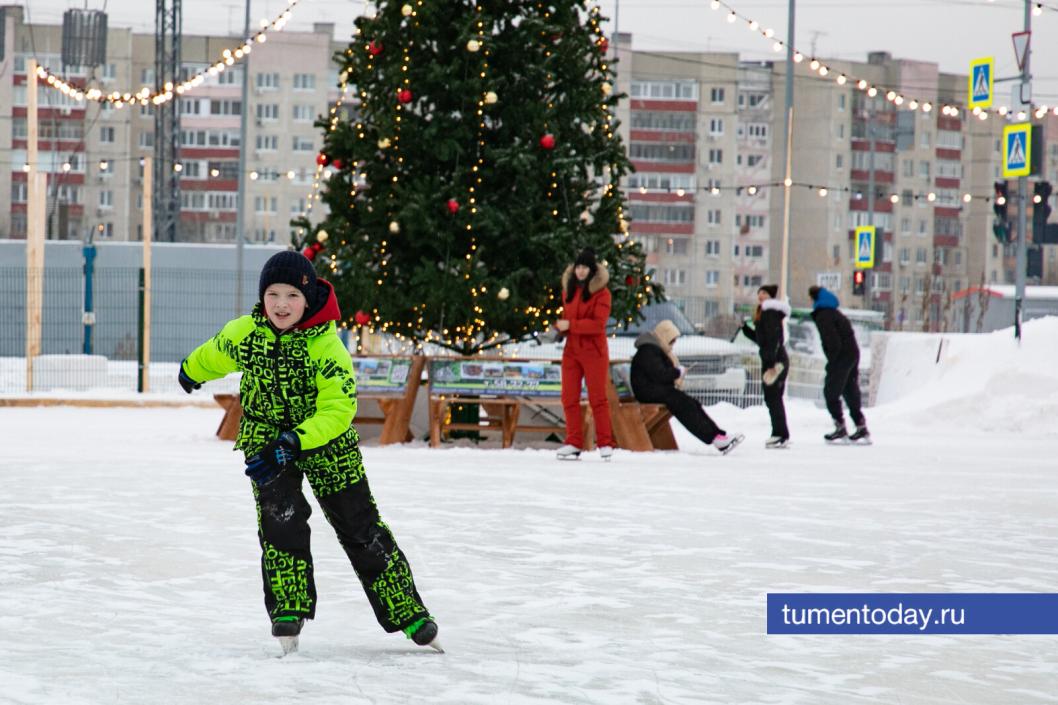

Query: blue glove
left=245, top=431, right=301, bottom=487
left=178, top=362, right=201, bottom=394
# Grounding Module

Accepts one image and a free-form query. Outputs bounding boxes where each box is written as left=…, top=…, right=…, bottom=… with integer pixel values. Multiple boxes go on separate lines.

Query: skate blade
left=557, top=455, right=581, bottom=461
left=718, top=434, right=745, bottom=455
left=825, top=438, right=851, bottom=445
left=278, top=636, right=299, bottom=655
left=426, top=639, right=445, bottom=654
left=851, top=438, right=873, bottom=446
left=765, top=442, right=790, bottom=450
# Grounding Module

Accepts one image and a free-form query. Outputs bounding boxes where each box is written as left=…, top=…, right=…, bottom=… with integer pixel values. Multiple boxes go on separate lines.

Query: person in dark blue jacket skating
left=808, top=286, right=871, bottom=444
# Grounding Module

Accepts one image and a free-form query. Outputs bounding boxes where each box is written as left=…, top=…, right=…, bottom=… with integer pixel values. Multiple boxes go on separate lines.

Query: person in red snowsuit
left=555, top=248, right=615, bottom=461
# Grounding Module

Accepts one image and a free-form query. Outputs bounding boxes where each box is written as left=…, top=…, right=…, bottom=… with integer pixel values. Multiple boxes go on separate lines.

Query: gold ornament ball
left=389, top=221, right=400, bottom=234
left=401, top=4, right=413, bottom=16
left=484, top=91, right=498, bottom=104
left=497, top=287, right=510, bottom=301
left=601, top=82, right=613, bottom=96
left=378, top=137, right=391, bottom=149
left=317, top=229, right=329, bottom=242
left=466, top=39, right=481, bottom=52
left=619, top=218, right=629, bottom=233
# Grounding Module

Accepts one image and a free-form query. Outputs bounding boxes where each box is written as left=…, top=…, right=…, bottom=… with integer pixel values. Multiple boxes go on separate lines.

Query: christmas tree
left=299, top=0, right=661, bottom=354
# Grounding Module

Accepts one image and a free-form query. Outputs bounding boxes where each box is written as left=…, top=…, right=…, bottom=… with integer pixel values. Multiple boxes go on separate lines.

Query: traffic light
left=852, top=269, right=866, bottom=296
left=993, top=181, right=1010, bottom=243
left=1033, top=181, right=1052, bottom=242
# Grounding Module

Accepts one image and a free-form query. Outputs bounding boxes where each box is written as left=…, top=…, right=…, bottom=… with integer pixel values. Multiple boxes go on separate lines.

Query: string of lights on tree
left=712, top=0, right=1058, bottom=121
left=31, top=0, right=302, bottom=107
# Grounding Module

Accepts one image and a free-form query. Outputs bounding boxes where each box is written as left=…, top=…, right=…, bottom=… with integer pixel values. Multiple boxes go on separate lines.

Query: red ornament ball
left=597, top=37, right=609, bottom=53
left=625, top=275, right=637, bottom=286
left=368, top=40, right=383, bottom=56
left=301, top=241, right=324, bottom=261
left=316, top=153, right=330, bottom=167
left=446, top=198, right=460, bottom=214
left=398, top=88, right=413, bottom=104
left=354, top=310, right=372, bottom=326
left=539, top=133, right=556, bottom=150
left=331, top=158, right=344, bottom=170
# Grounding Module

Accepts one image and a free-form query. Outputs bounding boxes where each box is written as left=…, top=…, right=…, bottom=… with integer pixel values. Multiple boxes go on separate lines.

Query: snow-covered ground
left=5, top=321, right=1058, bottom=704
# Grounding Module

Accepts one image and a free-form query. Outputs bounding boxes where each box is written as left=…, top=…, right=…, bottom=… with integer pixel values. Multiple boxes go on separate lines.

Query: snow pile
left=873, top=316, right=1058, bottom=435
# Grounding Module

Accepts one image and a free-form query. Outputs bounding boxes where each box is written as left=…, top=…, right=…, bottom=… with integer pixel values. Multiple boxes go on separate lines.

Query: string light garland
left=710, top=0, right=1052, bottom=119
left=629, top=180, right=1013, bottom=205
left=32, top=0, right=302, bottom=108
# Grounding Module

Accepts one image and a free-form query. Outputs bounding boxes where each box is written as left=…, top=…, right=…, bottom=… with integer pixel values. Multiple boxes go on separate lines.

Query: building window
left=836, top=154, right=844, bottom=169
left=254, top=196, right=278, bottom=214
left=709, top=118, right=724, bottom=136
left=707, top=148, right=723, bottom=165
left=99, top=126, right=115, bottom=143
left=630, top=111, right=695, bottom=132
left=293, top=73, right=316, bottom=91
left=257, top=104, right=279, bottom=121
left=919, top=161, right=931, bottom=180
left=293, top=104, right=317, bottom=122
left=665, top=238, right=689, bottom=255
left=629, top=204, right=694, bottom=223
left=710, top=87, right=725, bottom=104
left=629, top=143, right=695, bottom=162
left=256, top=135, right=278, bottom=151
left=706, top=209, right=722, bottom=226
left=256, top=72, right=280, bottom=90
left=630, top=80, right=697, bottom=100
left=838, top=94, right=846, bottom=111
left=916, top=247, right=928, bottom=264
left=705, top=240, right=721, bottom=257
left=292, top=136, right=315, bottom=152
left=746, top=123, right=768, bottom=139
left=210, top=99, right=242, bottom=116
left=705, top=271, right=720, bottom=287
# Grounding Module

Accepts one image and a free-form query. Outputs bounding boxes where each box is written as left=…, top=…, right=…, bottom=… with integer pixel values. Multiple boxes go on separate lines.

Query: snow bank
left=873, top=316, right=1058, bottom=436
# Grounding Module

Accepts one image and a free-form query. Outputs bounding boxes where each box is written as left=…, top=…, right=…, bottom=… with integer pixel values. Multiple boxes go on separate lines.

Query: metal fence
left=2, top=264, right=831, bottom=406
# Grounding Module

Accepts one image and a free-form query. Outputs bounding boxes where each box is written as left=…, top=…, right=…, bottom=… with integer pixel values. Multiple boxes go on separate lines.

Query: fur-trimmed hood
left=761, top=297, right=791, bottom=316
left=561, top=263, right=610, bottom=297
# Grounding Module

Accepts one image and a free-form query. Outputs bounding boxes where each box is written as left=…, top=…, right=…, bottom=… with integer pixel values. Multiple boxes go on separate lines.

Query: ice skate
left=713, top=433, right=744, bottom=455
left=404, top=618, right=444, bottom=653
left=824, top=422, right=849, bottom=444
left=598, top=446, right=614, bottom=461
left=271, top=617, right=303, bottom=656
left=764, top=436, right=790, bottom=449
left=849, top=424, right=872, bottom=445
left=556, top=444, right=581, bottom=461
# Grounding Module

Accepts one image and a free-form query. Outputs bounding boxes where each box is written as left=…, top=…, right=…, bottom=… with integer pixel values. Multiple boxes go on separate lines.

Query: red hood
left=297, top=279, right=342, bottom=330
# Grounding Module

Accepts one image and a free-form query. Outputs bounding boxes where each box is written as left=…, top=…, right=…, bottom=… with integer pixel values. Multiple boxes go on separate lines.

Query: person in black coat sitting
left=808, top=285, right=870, bottom=444
left=630, top=320, right=743, bottom=454
left=740, top=285, right=790, bottom=448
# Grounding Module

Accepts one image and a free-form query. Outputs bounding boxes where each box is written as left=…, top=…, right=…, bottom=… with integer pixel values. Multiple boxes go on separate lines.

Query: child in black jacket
left=740, top=285, right=791, bottom=448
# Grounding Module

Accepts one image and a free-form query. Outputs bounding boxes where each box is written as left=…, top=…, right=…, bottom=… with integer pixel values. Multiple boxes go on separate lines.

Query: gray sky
left=21, top=0, right=1058, bottom=101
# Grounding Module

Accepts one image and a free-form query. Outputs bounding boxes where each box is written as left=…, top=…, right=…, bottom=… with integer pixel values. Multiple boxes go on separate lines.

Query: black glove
left=178, top=362, right=201, bottom=394
left=245, top=431, right=301, bottom=487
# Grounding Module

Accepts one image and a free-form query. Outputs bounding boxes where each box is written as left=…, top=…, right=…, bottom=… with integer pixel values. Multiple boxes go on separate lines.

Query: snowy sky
left=18, top=0, right=1058, bottom=100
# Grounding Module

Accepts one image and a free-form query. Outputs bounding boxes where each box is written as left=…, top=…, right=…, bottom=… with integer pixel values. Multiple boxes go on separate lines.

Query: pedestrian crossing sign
left=968, top=57, right=994, bottom=109
left=1003, top=123, right=1032, bottom=178
left=854, top=226, right=876, bottom=269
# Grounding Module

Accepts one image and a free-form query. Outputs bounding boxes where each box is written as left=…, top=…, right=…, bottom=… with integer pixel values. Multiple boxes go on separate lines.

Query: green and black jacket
left=183, top=280, right=359, bottom=459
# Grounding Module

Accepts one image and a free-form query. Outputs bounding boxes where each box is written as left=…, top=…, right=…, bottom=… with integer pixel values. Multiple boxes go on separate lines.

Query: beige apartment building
left=0, top=5, right=341, bottom=244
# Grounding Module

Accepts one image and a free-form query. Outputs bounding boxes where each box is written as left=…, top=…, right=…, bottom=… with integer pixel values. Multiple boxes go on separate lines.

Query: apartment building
left=0, top=6, right=342, bottom=244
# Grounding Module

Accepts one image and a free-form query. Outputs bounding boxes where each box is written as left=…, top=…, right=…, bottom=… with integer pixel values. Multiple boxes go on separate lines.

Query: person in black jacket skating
left=630, top=320, right=743, bottom=454
left=740, top=285, right=790, bottom=448
left=808, top=286, right=870, bottom=444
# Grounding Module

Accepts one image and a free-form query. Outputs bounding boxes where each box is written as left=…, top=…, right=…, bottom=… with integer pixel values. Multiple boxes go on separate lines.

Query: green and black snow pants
left=251, top=434, right=430, bottom=633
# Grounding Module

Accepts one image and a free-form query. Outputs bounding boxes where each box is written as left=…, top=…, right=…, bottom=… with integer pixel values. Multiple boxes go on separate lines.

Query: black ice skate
left=271, top=617, right=304, bottom=655
left=824, top=422, right=849, bottom=444
left=849, top=424, right=872, bottom=445
left=404, top=618, right=444, bottom=653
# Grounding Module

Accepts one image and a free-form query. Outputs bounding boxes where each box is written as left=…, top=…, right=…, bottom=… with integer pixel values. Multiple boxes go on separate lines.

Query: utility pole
left=235, top=0, right=251, bottom=315
left=779, top=0, right=795, bottom=301
left=865, top=105, right=876, bottom=308
left=1014, top=0, right=1031, bottom=341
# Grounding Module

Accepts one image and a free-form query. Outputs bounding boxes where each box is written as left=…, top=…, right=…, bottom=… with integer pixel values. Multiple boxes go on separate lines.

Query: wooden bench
left=427, top=358, right=675, bottom=451
left=212, top=355, right=425, bottom=445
